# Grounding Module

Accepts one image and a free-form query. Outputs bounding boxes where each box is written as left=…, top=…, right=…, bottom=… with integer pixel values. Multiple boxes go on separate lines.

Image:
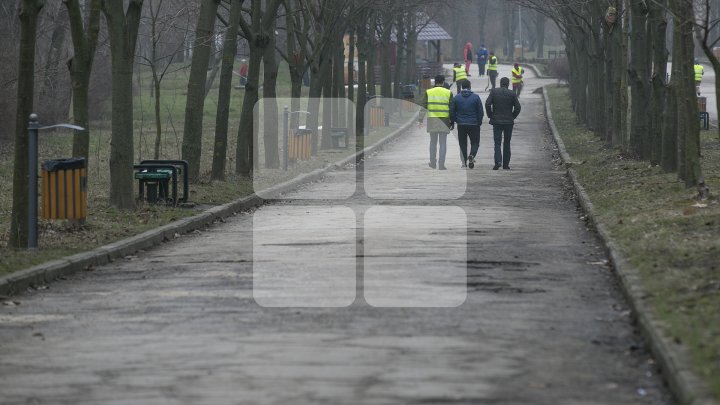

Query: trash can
left=41, top=158, right=87, bottom=221
left=330, top=128, right=349, bottom=148
left=289, top=128, right=312, bottom=161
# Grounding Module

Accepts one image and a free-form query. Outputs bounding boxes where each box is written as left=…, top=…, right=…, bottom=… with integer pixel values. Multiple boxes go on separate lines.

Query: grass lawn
left=0, top=61, right=413, bottom=277
left=547, top=85, right=720, bottom=398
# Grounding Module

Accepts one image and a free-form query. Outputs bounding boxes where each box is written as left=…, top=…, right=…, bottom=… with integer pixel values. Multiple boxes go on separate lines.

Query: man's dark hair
left=500, top=77, right=510, bottom=88
left=434, top=75, right=445, bottom=85
left=461, top=80, right=471, bottom=90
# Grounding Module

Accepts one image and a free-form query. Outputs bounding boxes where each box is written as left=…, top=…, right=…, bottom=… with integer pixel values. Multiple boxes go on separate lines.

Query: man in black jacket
left=484, top=77, right=521, bottom=170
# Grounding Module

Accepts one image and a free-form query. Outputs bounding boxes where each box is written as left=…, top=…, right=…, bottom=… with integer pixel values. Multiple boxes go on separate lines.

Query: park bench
left=133, top=160, right=189, bottom=205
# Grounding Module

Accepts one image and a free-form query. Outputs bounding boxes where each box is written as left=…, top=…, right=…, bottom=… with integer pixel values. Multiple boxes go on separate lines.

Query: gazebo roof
left=417, top=20, right=452, bottom=41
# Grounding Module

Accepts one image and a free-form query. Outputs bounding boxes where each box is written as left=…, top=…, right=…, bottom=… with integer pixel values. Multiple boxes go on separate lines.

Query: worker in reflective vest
left=511, top=63, right=524, bottom=97
left=695, top=61, right=704, bottom=96
left=419, top=75, right=454, bottom=170
left=453, top=63, right=468, bottom=94
left=487, top=52, right=499, bottom=89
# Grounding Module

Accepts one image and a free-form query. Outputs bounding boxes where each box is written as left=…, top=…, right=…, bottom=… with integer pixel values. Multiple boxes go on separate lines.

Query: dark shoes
left=429, top=161, right=436, bottom=169
left=503, top=166, right=510, bottom=170
left=468, top=155, right=475, bottom=169
left=492, top=164, right=501, bottom=170
left=438, top=165, right=447, bottom=170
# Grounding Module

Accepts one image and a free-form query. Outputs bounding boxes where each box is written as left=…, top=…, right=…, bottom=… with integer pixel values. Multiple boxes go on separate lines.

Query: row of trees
left=8, top=0, right=442, bottom=248
left=513, top=0, right=719, bottom=189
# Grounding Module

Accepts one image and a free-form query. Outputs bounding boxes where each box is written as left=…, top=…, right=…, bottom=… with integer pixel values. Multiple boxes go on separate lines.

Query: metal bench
left=140, top=160, right=189, bottom=203
left=133, top=163, right=184, bottom=206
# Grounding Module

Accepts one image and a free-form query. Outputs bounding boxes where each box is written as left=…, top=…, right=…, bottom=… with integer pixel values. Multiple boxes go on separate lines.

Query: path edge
left=0, top=115, right=417, bottom=297
left=541, top=85, right=718, bottom=405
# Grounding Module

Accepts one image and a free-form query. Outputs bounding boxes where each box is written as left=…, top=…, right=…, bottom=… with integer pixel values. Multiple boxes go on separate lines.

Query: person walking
left=485, top=77, right=521, bottom=170
left=450, top=80, right=484, bottom=169
left=511, top=63, right=524, bottom=97
left=476, top=44, right=489, bottom=77
left=463, top=42, right=473, bottom=76
left=419, top=75, right=454, bottom=170
left=453, top=63, right=469, bottom=94
left=487, top=52, right=499, bottom=89
left=694, top=60, right=704, bottom=96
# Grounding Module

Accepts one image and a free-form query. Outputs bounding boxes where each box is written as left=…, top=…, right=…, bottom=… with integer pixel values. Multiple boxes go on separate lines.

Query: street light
left=27, top=113, right=85, bottom=249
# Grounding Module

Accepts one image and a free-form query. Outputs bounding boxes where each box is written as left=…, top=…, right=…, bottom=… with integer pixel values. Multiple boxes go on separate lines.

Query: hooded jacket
left=450, top=89, right=484, bottom=126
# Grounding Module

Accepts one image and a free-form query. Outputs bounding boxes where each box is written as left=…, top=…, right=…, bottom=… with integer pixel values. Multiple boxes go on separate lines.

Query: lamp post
left=27, top=113, right=84, bottom=249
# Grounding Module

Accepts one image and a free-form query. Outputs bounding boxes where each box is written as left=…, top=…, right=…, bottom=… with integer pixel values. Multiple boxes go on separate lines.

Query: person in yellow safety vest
left=453, top=63, right=468, bottom=94
left=487, top=52, right=499, bottom=89
left=511, top=63, right=524, bottom=97
left=695, top=60, right=704, bottom=96
left=419, top=74, right=454, bottom=170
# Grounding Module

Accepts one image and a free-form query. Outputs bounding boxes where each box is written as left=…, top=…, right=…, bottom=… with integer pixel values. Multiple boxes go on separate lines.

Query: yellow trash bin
left=41, top=158, right=87, bottom=221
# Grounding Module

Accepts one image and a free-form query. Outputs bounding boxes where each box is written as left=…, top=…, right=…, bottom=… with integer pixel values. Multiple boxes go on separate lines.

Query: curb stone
left=520, top=63, right=555, bottom=80
left=542, top=86, right=718, bottom=405
left=0, top=114, right=417, bottom=297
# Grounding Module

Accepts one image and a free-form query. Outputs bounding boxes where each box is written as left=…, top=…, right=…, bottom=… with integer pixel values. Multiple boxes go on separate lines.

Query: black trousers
left=492, top=123, right=513, bottom=168
left=457, top=125, right=480, bottom=163
left=488, top=70, right=498, bottom=88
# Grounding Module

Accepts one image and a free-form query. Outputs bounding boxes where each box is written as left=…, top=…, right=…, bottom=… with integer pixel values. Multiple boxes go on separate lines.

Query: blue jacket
left=450, top=89, right=484, bottom=126
left=477, top=48, right=489, bottom=64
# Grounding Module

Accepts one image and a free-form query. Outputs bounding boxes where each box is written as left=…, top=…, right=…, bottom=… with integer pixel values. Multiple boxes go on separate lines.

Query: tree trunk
left=672, top=0, right=701, bottom=186
left=236, top=43, right=263, bottom=176
left=262, top=24, right=279, bottom=168
left=367, top=29, right=377, bottom=97
left=103, top=0, right=143, bottom=210
left=394, top=15, right=406, bottom=99
left=477, top=1, right=488, bottom=43
left=153, top=76, right=162, bottom=160
left=380, top=13, right=393, bottom=98
left=347, top=28, right=355, bottom=133
left=320, top=55, right=333, bottom=150
left=628, top=0, right=651, bottom=157
left=211, top=0, right=241, bottom=181
left=649, top=0, right=668, bottom=165
left=535, top=11, right=545, bottom=59
left=9, top=0, right=44, bottom=248
left=356, top=20, right=368, bottom=138
left=182, top=0, right=219, bottom=182
left=66, top=0, right=100, bottom=162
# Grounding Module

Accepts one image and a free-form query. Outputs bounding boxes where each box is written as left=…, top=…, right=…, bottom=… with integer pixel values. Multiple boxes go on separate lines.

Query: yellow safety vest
left=487, top=56, right=498, bottom=71
left=512, top=67, right=524, bottom=84
left=453, top=66, right=467, bottom=82
left=426, top=86, right=452, bottom=118
left=695, top=64, right=704, bottom=82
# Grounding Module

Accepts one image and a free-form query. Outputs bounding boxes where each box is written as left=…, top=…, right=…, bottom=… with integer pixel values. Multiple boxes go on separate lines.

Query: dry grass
left=548, top=85, right=720, bottom=398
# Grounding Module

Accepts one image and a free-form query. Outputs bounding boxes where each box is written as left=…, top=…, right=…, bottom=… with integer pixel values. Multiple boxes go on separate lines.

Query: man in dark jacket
left=485, top=77, right=521, bottom=170
left=450, top=80, right=483, bottom=169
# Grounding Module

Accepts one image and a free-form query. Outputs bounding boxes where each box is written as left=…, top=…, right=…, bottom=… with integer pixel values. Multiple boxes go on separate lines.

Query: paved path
left=0, top=68, right=675, bottom=404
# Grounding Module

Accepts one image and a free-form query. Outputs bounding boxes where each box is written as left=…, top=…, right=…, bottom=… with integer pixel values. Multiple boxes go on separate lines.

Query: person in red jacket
left=463, top=42, right=473, bottom=76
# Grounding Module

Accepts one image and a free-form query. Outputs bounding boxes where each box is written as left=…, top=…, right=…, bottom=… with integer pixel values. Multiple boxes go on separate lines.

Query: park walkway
left=0, top=67, right=674, bottom=404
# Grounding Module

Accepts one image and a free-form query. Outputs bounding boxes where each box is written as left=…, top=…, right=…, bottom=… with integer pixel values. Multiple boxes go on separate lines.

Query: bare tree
left=182, top=0, right=220, bottom=182
left=65, top=0, right=102, bottom=162
left=137, top=0, right=192, bottom=160
left=102, top=0, right=144, bottom=209
left=9, top=0, right=45, bottom=248
left=235, top=0, right=282, bottom=176
left=211, top=0, right=242, bottom=181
